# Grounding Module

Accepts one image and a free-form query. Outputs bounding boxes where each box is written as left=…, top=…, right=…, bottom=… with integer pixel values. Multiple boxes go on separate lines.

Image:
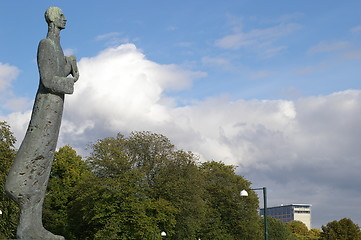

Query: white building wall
left=294, top=212, right=312, bottom=229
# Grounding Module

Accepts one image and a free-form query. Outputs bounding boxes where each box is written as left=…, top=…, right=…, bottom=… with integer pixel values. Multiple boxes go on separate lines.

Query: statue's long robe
left=6, top=37, right=74, bottom=214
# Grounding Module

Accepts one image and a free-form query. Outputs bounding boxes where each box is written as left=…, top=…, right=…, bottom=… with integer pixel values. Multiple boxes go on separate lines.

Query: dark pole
left=263, top=187, right=268, bottom=240
left=242, top=187, right=269, bottom=240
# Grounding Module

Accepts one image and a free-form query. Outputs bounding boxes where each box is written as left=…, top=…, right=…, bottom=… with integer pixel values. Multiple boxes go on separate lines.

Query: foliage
left=0, top=121, right=19, bottom=239
left=68, top=173, right=173, bottom=240
left=43, top=145, right=91, bottom=239
left=287, top=220, right=309, bottom=239
left=70, top=132, right=203, bottom=239
left=65, top=132, right=260, bottom=239
left=267, top=216, right=293, bottom=240
left=288, top=220, right=309, bottom=234
left=320, top=218, right=361, bottom=240
left=285, top=220, right=322, bottom=240
left=199, top=161, right=261, bottom=240
left=307, top=228, right=322, bottom=240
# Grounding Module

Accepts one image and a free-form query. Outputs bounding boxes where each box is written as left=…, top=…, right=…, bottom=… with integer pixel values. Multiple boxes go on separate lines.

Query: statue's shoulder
left=38, top=38, right=55, bottom=49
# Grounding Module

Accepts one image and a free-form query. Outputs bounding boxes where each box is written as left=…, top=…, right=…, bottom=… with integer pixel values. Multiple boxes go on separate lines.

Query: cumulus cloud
left=242, top=90, right=361, bottom=227
left=59, top=43, right=206, bottom=149
left=3, top=97, right=32, bottom=112
left=0, top=63, right=33, bottom=131
left=2, top=110, right=31, bottom=142
left=0, top=63, right=19, bottom=92
left=3, top=44, right=361, bottom=228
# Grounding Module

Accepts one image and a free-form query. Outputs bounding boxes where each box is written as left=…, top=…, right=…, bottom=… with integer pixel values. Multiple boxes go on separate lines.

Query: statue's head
left=45, top=7, right=66, bottom=30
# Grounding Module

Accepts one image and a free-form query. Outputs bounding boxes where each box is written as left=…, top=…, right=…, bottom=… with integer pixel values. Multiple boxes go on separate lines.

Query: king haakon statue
left=5, top=7, right=79, bottom=240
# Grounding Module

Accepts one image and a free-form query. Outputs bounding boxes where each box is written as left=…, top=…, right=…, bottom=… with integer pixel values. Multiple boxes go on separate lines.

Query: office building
left=260, top=204, right=312, bottom=229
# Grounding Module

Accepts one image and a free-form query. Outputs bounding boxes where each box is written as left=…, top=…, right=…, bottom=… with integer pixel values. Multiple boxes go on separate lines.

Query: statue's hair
left=45, top=7, right=62, bottom=24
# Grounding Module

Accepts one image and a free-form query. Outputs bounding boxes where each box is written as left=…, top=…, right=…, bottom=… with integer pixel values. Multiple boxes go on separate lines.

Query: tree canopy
left=320, top=218, right=361, bottom=240
left=267, top=216, right=293, bottom=240
left=41, top=131, right=259, bottom=239
left=0, top=121, right=19, bottom=239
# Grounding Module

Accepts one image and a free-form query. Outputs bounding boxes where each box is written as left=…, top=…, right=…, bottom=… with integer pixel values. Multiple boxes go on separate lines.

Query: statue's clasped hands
left=66, top=55, right=79, bottom=82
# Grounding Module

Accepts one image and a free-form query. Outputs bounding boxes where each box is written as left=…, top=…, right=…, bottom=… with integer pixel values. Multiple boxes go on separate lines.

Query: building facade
left=260, top=204, right=312, bottom=229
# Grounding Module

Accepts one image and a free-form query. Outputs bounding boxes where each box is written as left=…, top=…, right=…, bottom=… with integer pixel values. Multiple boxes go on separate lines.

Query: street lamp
left=154, top=231, right=166, bottom=239
left=241, top=187, right=268, bottom=240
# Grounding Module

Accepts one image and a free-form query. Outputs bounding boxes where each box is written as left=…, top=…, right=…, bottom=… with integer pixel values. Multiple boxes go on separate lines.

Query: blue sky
left=1, top=0, right=361, bottom=229
left=2, top=0, right=361, bottom=101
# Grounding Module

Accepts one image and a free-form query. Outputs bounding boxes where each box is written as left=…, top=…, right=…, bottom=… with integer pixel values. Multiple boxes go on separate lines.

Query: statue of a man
left=5, top=7, right=79, bottom=239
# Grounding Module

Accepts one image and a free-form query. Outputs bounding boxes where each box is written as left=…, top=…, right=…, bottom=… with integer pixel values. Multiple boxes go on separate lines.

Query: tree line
left=0, top=121, right=360, bottom=239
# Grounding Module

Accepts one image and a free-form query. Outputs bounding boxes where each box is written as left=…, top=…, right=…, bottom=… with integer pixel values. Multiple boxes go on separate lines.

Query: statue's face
left=53, top=10, right=67, bottom=30
left=45, top=7, right=67, bottom=30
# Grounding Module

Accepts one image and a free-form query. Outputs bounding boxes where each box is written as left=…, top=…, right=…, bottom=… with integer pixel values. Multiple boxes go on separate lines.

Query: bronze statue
left=5, top=7, right=79, bottom=239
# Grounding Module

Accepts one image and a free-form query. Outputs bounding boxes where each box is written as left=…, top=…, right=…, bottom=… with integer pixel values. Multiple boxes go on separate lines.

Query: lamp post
left=241, top=187, right=268, bottom=240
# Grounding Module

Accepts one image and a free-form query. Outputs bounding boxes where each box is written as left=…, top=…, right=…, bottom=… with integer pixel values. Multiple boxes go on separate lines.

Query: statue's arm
left=37, top=39, right=77, bottom=94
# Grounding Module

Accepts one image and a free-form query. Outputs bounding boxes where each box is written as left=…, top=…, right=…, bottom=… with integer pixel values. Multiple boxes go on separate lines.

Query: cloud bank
left=1, top=44, right=360, bottom=228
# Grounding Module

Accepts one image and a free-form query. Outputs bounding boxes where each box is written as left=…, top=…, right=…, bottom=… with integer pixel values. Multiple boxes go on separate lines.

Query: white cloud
left=342, top=49, right=361, bottom=60
left=263, top=45, right=287, bottom=58
left=7, top=44, right=357, bottom=177
left=1, top=110, right=31, bottom=144
left=3, top=97, right=32, bottom=112
left=215, top=23, right=301, bottom=56
left=307, top=41, right=349, bottom=55
left=95, top=32, right=121, bottom=41
left=176, top=42, right=192, bottom=47
left=63, top=48, right=76, bottom=56
left=166, top=26, right=177, bottom=31
left=0, top=63, right=20, bottom=92
left=249, top=70, right=271, bottom=79
left=59, top=43, right=206, bottom=149
left=201, top=56, right=230, bottom=68
left=351, top=25, right=361, bottom=33
left=95, top=32, right=130, bottom=47
left=294, top=61, right=328, bottom=75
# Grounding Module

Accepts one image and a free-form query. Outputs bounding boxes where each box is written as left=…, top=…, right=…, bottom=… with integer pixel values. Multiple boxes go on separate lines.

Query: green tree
left=151, top=149, right=206, bottom=240
left=199, top=161, right=261, bottom=240
left=307, top=228, right=321, bottom=240
left=320, top=218, right=361, bottom=240
left=0, top=121, right=19, bottom=239
left=267, top=216, right=293, bottom=240
left=43, top=145, right=91, bottom=240
left=287, top=220, right=309, bottom=239
left=286, top=220, right=321, bottom=240
left=69, top=171, right=170, bottom=240
left=71, top=132, right=199, bottom=239
left=43, top=131, right=264, bottom=239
